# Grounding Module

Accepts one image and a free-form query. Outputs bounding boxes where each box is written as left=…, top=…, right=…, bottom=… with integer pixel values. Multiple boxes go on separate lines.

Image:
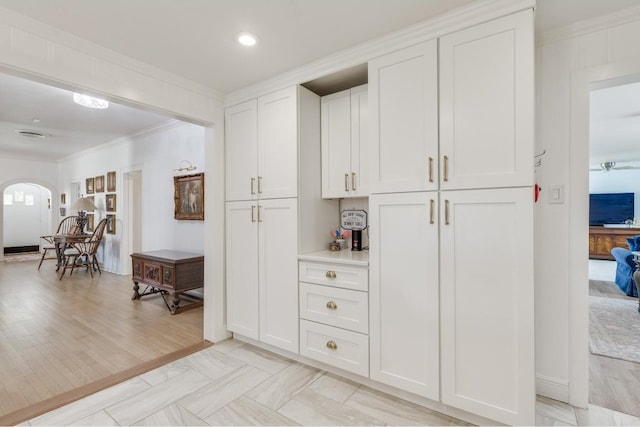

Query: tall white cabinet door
left=439, top=9, right=534, bottom=190
left=350, top=84, right=368, bottom=197
left=258, top=86, right=298, bottom=199
left=258, top=198, right=299, bottom=353
left=440, top=187, right=534, bottom=425
left=369, top=192, right=440, bottom=400
left=225, top=201, right=259, bottom=340
left=369, top=40, right=438, bottom=194
left=321, top=89, right=352, bottom=198
left=225, top=99, right=258, bottom=201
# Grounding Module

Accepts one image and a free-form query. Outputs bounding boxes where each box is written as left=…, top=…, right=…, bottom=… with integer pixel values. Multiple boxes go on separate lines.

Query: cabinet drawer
left=299, top=261, right=368, bottom=291
left=300, top=319, right=369, bottom=377
left=299, top=283, right=368, bottom=334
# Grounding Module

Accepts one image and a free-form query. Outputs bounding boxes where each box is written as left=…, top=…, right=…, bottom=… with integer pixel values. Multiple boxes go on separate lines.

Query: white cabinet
left=321, top=84, right=368, bottom=198
left=225, top=86, right=298, bottom=201
left=225, top=199, right=299, bottom=352
left=369, top=192, right=440, bottom=400
left=369, top=40, right=438, bottom=194
left=439, top=10, right=534, bottom=190
left=439, top=187, right=534, bottom=425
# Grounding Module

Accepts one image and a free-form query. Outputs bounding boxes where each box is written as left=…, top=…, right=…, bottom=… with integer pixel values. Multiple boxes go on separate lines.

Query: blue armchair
left=611, top=241, right=639, bottom=297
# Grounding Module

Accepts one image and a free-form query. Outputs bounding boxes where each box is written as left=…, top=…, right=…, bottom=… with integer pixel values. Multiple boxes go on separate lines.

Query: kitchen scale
left=340, top=209, right=367, bottom=251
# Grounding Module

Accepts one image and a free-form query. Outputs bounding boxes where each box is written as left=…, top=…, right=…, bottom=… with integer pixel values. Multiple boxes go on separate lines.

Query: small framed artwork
left=61, top=193, right=66, bottom=204
left=86, top=214, right=94, bottom=232
left=95, top=175, right=105, bottom=193
left=86, top=177, right=95, bottom=194
left=107, top=171, right=116, bottom=192
left=59, top=207, right=66, bottom=217
left=174, top=172, right=204, bottom=220
left=106, top=194, right=116, bottom=212
left=106, top=214, right=116, bottom=234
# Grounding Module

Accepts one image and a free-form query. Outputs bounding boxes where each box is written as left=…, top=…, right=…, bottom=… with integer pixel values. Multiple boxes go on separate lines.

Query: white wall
left=590, top=169, right=640, bottom=219
left=3, top=183, right=49, bottom=247
left=536, top=6, right=640, bottom=403
left=58, top=121, right=206, bottom=274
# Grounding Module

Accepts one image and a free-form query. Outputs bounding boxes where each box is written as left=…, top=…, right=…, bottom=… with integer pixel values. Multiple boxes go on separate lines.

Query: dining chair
left=38, top=216, right=79, bottom=270
left=60, top=218, right=108, bottom=279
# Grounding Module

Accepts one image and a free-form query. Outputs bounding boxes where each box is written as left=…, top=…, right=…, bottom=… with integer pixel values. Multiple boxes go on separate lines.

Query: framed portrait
left=95, top=175, right=105, bottom=193
left=61, top=193, right=66, bottom=204
left=107, top=171, right=116, bottom=192
left=59, top=207, right=66, bottom=217
left=86, top=177, right=95, bottom=194
left=106, top=214, right=116, bottom=234
left=174, top=172, right=204, bottom=220
left=86, top=214, right=94, bottom=232
left=106, top=194, right=116, bottom=212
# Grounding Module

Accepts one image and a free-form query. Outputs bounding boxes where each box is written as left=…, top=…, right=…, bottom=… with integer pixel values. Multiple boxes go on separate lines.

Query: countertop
left=298, top=249, right=369, bottom=266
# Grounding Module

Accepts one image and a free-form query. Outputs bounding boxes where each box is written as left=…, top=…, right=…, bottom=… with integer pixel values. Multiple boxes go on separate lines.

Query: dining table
left=53, top=233, right=90, bottom=277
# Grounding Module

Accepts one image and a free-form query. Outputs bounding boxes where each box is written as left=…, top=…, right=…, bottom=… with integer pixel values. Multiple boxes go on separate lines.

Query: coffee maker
left=340, top=209, right=367, bottom=251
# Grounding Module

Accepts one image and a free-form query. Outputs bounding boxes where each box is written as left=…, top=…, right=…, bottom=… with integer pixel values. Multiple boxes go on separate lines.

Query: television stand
left=589, top=226, right=640, bottom=260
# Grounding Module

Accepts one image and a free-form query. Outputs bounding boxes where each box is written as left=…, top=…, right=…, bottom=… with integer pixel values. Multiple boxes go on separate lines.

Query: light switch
left=549, top=184, right=564, bottom=204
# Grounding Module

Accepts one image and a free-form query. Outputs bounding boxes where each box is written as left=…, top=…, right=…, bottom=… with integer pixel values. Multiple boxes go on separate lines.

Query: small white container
left=336, top=239, right=347, bottom=250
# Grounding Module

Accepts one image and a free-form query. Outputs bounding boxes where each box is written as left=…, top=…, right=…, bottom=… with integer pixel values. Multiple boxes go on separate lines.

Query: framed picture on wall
left=95, top=175, right=105, bottom=193
left=86, top=178, right=94, bottom=194
left=61, top=193, right=66, bottom=204
left=174, top=172, right=204, bottom=220
left=106, top=194, right=116, bottom=212
left=86, top=214, right=94, bottom=232
left=107, top=171, right=116, bottom=192
left=106, top=214, right=116, bottom=234
left=59, top=207, right=66, bottom=217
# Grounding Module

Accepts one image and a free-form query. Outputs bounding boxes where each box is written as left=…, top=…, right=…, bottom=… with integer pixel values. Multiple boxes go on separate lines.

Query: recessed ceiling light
left=73, top=93, right=109, bottom=109
left=237, top=32, right=258, bottom=47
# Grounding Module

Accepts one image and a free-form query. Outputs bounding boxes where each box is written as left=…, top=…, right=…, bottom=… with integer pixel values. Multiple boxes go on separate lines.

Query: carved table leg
left=132, top=281, right=141, bottom=300
left=170, top=294, right=181, bottom=315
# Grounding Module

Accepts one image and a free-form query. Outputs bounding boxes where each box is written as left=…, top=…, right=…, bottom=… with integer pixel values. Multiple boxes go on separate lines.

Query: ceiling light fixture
left=73, top=93, right=109, bottom=109
left=14, top=129, right=48, bottom=139
left=237, top=32, right=258, bottom=47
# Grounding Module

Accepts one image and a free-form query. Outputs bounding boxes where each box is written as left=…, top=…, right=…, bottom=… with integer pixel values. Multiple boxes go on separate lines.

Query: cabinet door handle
left=325, top=270, right=336, bottom=279
left=251, top=205, right=256, bottom=222
left=428, top=157, right=434, bottom=183
left=352, top=172, right=357, bottom=191
left=429, top=199, right=435, bottom=224
left=443, top=155, right=449, bottom=182
left=344, top=173, right=349, bottom=192
left=250, top=177, right=256, bottom=195
left=326, top=301, right=337, bottom=310
left=257, top=176, right=262, bottom=194
left=326, top=340, right=338, bottom=350
left=445, top=200, right=450, bottom=225
left=257, top=205, right=263, bottom=222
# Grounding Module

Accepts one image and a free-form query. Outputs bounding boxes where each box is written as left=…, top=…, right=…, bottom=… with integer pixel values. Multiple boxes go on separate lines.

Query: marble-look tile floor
left=24, top=339, right=640, bottom=426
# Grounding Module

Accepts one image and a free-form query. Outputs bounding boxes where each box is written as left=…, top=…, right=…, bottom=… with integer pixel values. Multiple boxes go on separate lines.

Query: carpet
left=589, top=295, right=640, bottom=364
left=3, top=252, right=42, bottom=262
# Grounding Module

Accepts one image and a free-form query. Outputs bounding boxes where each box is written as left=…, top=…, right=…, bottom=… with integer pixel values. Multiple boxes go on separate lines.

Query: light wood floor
left=589, top=279, right=640, bottom=417
left=0, top=256, right=203, bottom=423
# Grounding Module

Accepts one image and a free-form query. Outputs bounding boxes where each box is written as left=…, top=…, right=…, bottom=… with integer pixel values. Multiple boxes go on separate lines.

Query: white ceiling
left=1, top=0, right=640, bottom=161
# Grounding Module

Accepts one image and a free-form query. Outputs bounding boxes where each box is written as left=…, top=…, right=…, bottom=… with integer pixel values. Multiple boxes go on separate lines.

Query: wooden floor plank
left=0, top=258, right=204, bottom=423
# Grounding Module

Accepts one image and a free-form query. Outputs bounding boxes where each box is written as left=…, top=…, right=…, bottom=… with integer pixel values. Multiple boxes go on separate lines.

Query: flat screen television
left=589, top=192, right=635, bottom=225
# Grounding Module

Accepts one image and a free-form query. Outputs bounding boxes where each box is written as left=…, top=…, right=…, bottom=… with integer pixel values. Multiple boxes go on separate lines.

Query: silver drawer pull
left=326, top=340, right=337, bottom=350
left=325, top=270, right=336, bottom=279
left=326, top=301, right=337, bottom=310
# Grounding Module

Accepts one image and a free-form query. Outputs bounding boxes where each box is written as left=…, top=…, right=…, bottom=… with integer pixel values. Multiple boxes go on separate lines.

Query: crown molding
left=537, top=3, right=640, bottom=46
left=225, top=0, right=534, bottom=106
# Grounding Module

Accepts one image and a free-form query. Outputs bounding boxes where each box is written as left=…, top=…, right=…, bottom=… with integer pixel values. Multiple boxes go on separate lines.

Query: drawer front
left=143, top=262, right=162, bottom=286
left=299, top=261, right=368, bottom=291
left=300, top=319, right=369, bottom=377
left=162, top=266, right=175, bottom=289
left=299, top=283, right=368, bottom=333
left=132, top=259, right=143, bottom=281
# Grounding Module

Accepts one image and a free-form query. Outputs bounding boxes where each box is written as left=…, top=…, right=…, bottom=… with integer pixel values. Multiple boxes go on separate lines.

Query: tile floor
left=24, top=339, right=640, bottom=426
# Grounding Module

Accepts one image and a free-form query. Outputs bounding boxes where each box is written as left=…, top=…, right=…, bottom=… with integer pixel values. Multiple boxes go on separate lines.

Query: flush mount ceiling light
left=237, top=32, right=258, bottom=46
left=73, top=93, right=109, bottom=109
left=14, top=129, right=48, bottom=139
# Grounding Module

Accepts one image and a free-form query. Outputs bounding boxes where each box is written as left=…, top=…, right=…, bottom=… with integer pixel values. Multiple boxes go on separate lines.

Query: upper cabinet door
left=258, top=86, right=298, bottom=199
left=439, top=9, right=534, bottom=190
left=321, top=89, right=353, bottom=198
left=350, top=84, right=369, bottom=197
left=369, top=40, right=438, bottom=194
left=225, top=99, right=258, bottom=201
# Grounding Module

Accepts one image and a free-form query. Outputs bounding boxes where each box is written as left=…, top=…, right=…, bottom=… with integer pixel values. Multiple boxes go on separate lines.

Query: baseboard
left=536, top=374, right=569, bottom=402
left=4, top=245, right=39, bottom=254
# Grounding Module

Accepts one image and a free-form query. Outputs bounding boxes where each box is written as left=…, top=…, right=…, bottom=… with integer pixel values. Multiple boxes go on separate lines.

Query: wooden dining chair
left=60, top=218, right=108, bottom=279
left=38, top=216, right=79, bottom=270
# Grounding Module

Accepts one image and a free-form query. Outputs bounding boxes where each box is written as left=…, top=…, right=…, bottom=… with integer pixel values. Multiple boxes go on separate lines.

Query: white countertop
left=298, top=249, right=369, bottom=266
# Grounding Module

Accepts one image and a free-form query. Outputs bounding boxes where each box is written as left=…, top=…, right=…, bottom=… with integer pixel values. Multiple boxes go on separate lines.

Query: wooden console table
left=589, top=226, right=640, bottom=260
left=131, top=250, right=204, bottom=314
